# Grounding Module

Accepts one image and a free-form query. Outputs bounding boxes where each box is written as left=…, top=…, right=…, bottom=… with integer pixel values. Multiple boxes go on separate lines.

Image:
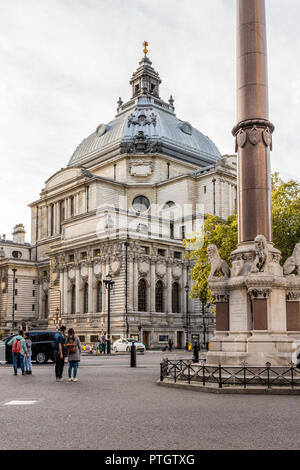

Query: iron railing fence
left=160, top=359, right=300, bottom=389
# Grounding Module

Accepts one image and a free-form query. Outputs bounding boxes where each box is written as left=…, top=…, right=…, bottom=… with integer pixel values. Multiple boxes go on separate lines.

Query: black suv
left=5, top=331, right=58, bottom=364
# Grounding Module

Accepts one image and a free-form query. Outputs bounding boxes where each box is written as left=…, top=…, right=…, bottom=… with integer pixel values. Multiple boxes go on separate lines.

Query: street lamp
left=184, top=283, right=189, bottom=351
left=103, top=273, right=115, bottom=354
left=124, top=241, right=130, bottom=338
left=12, top=268, right=17, bottom=333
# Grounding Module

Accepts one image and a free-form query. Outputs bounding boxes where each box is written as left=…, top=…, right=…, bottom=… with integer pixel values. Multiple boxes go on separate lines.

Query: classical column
left=88, top=264, right=94, bottom=313
left=150, top=260, right=156, bottom=312
left=63, top=269, right=68, bottom=314
left=75, top=266, right=80, bottom=314
left=167, top=262, right=172, bottom=314
left=233, top=0, right=274, bottom=243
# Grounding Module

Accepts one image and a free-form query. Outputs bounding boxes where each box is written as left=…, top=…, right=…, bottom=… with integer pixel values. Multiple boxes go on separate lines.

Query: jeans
left=102, top=344, right=106, bottom=354
left=54, top=352, right=65, bottom=379
left=68, top=361, right=79, bottom=378
left=24, top=352, right=32, bottom=372
left=12, top=353, right=24, bottom=374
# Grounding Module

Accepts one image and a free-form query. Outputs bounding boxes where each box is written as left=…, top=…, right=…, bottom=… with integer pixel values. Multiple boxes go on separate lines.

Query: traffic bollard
left=130, top=341, right=136, bottom=368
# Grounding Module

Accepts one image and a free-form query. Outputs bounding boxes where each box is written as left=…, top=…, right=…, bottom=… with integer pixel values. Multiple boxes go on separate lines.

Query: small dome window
left=180, top=121, right=193, bottom=135
left=96, top=124, right=109, bottom=137
left=163, top=201, right=176, bottom=210
left=132, top=196, right=150, bottom=213
left=12, top=251, right=22, bottom=259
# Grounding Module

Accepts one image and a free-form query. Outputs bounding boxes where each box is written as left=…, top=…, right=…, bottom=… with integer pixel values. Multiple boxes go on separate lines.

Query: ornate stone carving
left=262, top=127, right=272, bottom=149
left=207, top=245, right=230, bottom=280
left=248, top=126, right=260, bottom=145
left=110, top=255, right=122, bottom=275
left=128, top=110, right=157, bottom=127
left=251, top=235, right=268, bottom=273
left=138, top=257, right=150, bottom=275
left=156, top=259, right=166, bottom=278
left=68, top=265, right=76, bottom=282
left=237, top=129, right=247, bottom=148
left=120, top=131, right=162, bottom=154
left=93, top=261, right=102, bottom=279
left=283, top=243, right=300, bottom=276
left=248, top=288, right=272, bottom=299
left=286, top=291, right=300, bottom=301
left=80, top=263, right=89, bottom=280
left=129, top=159, right=153, bottom=177
left=172, top=263, right=182, bottom=280
left=213, top=293, right=229, bottom=303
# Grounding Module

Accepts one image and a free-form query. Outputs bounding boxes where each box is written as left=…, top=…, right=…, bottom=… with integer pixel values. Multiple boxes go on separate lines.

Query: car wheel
left=36, top=352, right=47, bottom=364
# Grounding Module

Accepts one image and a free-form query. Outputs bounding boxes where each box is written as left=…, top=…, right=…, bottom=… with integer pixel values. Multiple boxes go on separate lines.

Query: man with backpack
left=7, top=330, right=29, bottom=376
left=52, top=325, right=67, bottom=382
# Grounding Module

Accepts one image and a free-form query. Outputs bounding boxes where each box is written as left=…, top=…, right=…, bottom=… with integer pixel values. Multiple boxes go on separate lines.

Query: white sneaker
left=56, top=378, right=64, bottom=382
left=73, top=378, right=78, bottom=382
left=68, top=378, right=73, bottom=382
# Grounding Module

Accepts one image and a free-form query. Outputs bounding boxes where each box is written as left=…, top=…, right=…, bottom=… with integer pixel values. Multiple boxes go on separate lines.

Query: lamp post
left=103, top=273, right=115, bottom=354
left=184, top=283, right=189, bottom=351
left=12, top=268, right=17, bottom=333
left=124, top=241, right=130, bottom=338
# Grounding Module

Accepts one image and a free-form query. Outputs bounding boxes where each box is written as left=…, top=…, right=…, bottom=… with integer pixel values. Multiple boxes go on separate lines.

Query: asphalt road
left=0, top=351, right=299, bottom=450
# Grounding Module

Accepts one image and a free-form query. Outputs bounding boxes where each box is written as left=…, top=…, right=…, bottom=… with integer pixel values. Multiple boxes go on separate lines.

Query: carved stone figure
left=251, top=235, right=268, bottom=273
left=283, top=243, right=300, bottom=276
left=207, top=245, right=230, bottom=280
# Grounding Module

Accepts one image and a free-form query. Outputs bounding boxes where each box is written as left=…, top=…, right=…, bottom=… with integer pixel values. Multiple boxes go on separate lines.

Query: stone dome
left=68, top=54, right=221, bottom=169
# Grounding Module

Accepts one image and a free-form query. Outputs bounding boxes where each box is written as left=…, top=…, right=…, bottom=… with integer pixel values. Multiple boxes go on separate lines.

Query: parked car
left=112, top=338, right=145, bottom=353
left=3, top=330, right=58, bottom=364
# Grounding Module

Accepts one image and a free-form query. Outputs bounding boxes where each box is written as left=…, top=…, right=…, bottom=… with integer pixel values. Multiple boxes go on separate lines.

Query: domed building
left=1, top=47, right=237, bottom=349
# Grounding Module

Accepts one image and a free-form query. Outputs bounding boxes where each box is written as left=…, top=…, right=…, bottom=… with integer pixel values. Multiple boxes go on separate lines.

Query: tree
left=272, top=173, right=300, bottom=262
left=185, top=213, right=237, bottom=305
left=186, top=173, right=300, bottom=304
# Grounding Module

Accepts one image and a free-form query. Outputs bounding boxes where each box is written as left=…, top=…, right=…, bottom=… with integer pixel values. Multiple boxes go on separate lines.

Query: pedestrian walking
left=53, top=325, right=67, bottom=382
left=168, top=338, right=173, bottom=352
left=95, top=337, right=100, bottom=356
left=66, top=328, right=81, bottom=382
left=7, top=330, right=28, bottom=376
left=24, top=332, right=33, bottom=375
left=101, top=333, right=107, bottom=355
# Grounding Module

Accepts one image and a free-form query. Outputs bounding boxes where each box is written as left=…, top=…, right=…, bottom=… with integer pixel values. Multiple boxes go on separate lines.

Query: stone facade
left=0, top=52, right=238, bottom=347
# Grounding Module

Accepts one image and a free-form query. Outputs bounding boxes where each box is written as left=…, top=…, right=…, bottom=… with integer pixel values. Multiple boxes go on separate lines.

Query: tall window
left=138, top=279, right=147, bottom=312
left=83, top=283, right=89, bottom=314
left=71, top=285, right=76, bottom=314
left=155, top=280, right=164, bottom=312
left=97, top=281, right=102, bottom=312
left=172, top=282, right=180, bottom=313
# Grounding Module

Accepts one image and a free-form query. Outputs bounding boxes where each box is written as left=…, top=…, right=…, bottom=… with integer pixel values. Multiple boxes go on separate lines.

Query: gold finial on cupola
left=143, top=41, right=149, bottom=56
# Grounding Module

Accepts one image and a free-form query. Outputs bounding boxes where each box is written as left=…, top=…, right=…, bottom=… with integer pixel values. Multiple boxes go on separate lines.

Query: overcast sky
left=0, top=0, right=299, bottom=242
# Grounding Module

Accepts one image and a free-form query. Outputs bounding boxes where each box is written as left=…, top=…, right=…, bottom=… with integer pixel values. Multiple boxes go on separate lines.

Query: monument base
left=206, top=332, right=300, bottom=366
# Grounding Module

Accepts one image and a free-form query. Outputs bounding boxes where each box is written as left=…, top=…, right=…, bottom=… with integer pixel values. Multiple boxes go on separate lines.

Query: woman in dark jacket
left=66, top=328, right=82, bottom=382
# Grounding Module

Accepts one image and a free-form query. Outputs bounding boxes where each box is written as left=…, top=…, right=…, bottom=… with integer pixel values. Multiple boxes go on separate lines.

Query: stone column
left=75, top=266, right=80, bottom=314
left=150, top=260, right=156, bottom=312
left=88, top=264, right=94, bottom=313
left=167, top=262, right=172, bottom=314
left=233, top=0, right=274, bottom=243
left=63, top=269, right=68, bottom=314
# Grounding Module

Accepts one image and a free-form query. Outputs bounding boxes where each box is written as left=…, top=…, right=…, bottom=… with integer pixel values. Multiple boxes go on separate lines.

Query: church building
left=0, top=46, right=237, bottom=349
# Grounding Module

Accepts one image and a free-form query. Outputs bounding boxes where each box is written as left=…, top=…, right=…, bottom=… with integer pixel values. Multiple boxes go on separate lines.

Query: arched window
left=155, top=280, right=164, bottom=312
left=83, top=283, right=88, bottom=314
left=71, top=285, right=76, bottom=314
left=97, top=281, right=102, bottom=313
left=138, top=279, right=147, bottom=312
left=172, top=282, right=180, bottom=313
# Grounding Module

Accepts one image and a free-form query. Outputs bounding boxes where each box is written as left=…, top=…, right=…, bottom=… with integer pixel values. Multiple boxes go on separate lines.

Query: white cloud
left=0, top=0, right=299, bottom=241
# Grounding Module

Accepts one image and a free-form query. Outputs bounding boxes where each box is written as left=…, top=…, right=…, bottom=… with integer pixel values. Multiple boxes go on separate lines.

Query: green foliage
left=185, top=213, right=237, bottom=305
left=186, top=173, right=300, bottom=303
left=272, top=173, right=300, bottom=263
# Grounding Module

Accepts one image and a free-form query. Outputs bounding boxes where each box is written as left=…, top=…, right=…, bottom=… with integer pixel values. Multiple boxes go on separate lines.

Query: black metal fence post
left=188, top=363, right=191, bottom=384
left=193, top=341, right=199, bottom=363
left=218, top=364, right=222, bottom=388
left=160, top=362, right=163, bottom=382
left=266, top=362, right=271, bottom=389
